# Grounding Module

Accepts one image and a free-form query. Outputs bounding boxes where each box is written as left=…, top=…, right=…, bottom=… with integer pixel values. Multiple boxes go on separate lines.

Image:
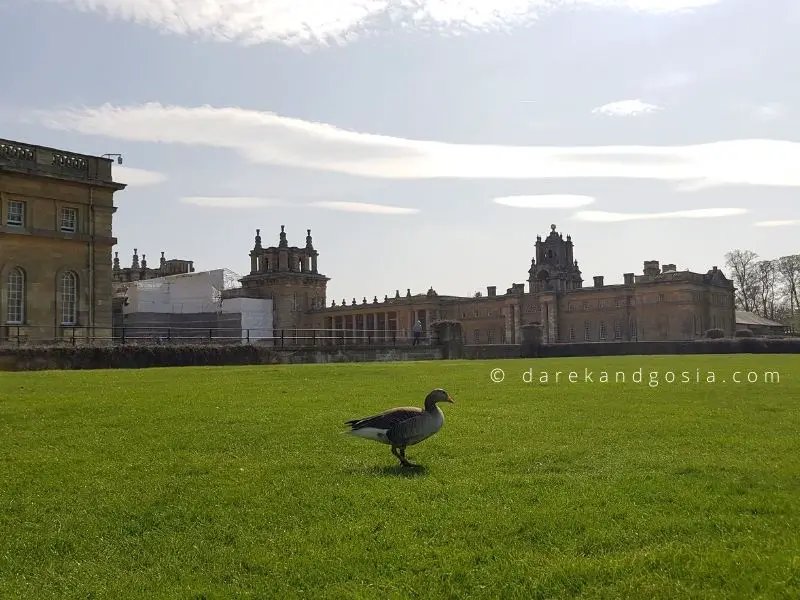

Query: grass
left=0, top=354, right=798, bottom=599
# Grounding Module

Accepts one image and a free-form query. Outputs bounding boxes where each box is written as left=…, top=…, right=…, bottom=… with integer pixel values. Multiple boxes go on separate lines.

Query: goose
left=344, top=388, right=455, bottom=467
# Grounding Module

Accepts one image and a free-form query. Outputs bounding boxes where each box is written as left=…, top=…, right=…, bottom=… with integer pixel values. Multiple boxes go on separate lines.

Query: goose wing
left=345, top=406, right=422, bottom=430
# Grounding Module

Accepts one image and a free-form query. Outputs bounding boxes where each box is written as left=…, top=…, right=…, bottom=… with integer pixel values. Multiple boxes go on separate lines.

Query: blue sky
left=2, top=0, right=798, bottom=302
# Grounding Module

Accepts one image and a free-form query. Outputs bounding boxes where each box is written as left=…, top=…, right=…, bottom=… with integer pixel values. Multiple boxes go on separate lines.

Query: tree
left=755, top=259, right=778, bottom=319
left=777, top=254, right=800, bottom=322
left=725, top=249, right=760, bottom=312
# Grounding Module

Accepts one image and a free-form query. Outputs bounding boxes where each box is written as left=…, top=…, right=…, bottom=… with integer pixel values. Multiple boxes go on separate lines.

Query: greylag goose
left=344, top=388, right=455, bottom=467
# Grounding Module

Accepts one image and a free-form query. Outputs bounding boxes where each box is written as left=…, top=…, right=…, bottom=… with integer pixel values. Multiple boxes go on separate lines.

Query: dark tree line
left=725, top=249, right=800, bottom=331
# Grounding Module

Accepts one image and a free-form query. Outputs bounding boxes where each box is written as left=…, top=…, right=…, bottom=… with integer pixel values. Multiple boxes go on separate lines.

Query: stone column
left=521, top=322, right=543, bottom=357
left=513, top=303, right=522, bottom=344
left=431, top=320, right=464, bottom=359
left=384, top=311, right=389, bottom=343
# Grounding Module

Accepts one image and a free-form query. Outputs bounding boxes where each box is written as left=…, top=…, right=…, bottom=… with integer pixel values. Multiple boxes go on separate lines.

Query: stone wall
left=0, top=343, right=442, bottom=371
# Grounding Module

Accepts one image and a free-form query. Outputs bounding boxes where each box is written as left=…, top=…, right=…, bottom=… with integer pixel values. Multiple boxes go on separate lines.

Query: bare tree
left=725, top=249, right=760, bottom=312
left=777, top=254, right=800, bottom=318
left=755, top=259, right=778, bottom=319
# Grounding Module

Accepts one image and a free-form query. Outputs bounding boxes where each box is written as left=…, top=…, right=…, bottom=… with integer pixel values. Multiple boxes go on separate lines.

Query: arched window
left=60, top=271, right=77, bottom=325
left=6, top=268, right=25, bottom=324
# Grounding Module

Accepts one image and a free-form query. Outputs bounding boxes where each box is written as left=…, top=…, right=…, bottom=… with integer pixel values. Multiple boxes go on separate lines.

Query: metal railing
left=0, top=325, right=442, bottom=347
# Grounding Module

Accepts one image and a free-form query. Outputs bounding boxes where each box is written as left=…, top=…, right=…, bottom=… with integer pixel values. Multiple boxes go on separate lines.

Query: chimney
left=623, top=272, right=635, bottom=285
left=487, top=286, right=496, bottom=297
left=593, top=276, right=604, bottom=287
left=662, top=263, right=676, bottom=273
left=643, top=260, right=660, bottom=277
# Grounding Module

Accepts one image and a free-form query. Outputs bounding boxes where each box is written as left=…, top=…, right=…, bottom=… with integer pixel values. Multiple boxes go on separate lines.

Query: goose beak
left=447, top=395, right=455, bottom=404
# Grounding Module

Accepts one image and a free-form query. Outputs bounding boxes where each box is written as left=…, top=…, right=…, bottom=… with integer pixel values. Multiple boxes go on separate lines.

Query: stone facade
left=222, top=226, right=330, bottom=334
left=0, top=138, right=126, bottom=342
left=226, top=224, right=736, bottom=345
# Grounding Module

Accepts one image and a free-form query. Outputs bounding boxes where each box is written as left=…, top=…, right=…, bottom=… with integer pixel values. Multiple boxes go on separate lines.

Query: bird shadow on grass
left=350, top=464, right=428, bottom=478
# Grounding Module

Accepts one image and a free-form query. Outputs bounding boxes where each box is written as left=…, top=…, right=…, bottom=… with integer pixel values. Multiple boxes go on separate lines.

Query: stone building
left=112, top=248, right=195, bottom=284
left=223, top=226, right=329, bottom=337
left=0, top=138, right=126, bottom=342
left=226, top=223, right=736, bottom=345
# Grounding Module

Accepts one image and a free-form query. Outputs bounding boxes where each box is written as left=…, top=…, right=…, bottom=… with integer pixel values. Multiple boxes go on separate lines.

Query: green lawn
left=1, top=355, right=798, bottom=599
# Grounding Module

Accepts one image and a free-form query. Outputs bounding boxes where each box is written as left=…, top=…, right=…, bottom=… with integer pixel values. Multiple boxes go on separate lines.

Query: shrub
left=735, top=329, right=754, bottom=338
left=705, top=329, right=725, bottom=339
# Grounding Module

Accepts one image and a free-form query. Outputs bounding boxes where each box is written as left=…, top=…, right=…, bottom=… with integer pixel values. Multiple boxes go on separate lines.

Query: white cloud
left=591, top=99, right=662, bottom=117
left=311, top=201, right=419, bottom=214
left=23, top=103, right=800, bottom=189
left=35, top=0, right=724, bottom=47
left=573, top=208, right=749, bottom=222
left=493, top=195, right=596, bottom=208
left=113, top=165, right=167, bottom=186
left=180, top=196, right=284, bottom=207
left=754, top=219, right=800, bottom=227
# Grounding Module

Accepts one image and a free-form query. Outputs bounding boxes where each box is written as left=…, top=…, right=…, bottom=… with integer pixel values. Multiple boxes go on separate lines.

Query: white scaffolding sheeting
left=122, top=268, right=242, bottom=314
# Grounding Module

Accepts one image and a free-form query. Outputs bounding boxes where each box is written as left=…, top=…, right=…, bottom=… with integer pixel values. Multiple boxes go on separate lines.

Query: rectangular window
left=599, top=320, right=607, bottom=340
left=60, top=207, right=77, bottom=233
left=7, top=200, right=24, bottom=227
left=614, top=321, right=622, bottom=339
left=569, top=326, right=575, bottom=341
left=473, top=329, right=480, bottom=343
left=584, top=321, right=591, bottom=341
left=487, top=329, right=496, bottom=344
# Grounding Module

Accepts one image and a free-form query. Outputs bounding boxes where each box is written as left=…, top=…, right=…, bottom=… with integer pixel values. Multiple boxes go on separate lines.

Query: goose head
left=424, top=388, right=455, bottom=410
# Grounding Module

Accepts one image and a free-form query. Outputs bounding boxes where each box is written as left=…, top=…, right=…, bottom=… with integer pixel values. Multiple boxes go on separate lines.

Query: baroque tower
left=527, top=224, right=583, bottom=293
left=238, top=225, right=329, bottom=330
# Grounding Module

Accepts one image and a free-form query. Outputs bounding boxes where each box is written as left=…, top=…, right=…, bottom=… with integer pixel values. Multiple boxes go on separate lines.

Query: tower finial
left=306, top=228, right=313, bottom=249
left=279, top=225, right=288, bottom=247
left=551, top=223, right=557, bottom=232
left=132, top=248, right=139, bottom=269
left=254, top=228, right=262, bottom=249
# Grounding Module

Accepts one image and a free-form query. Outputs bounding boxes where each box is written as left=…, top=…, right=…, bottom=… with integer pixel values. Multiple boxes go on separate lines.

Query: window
left=584, top=320, right=591, bottom=341
left=658, top=293, right=665, bottom=303
left=6, top=268, right=25, bottom=324
left=631, top=320, right=638, bottom=340
left=487, top=329, right=496, bottom=344
left=60, top=207, right=77, bottom=233
left=614, top=321, right=622, bottom=339
left=583, top=301, right=590, bottom=311
left=615, top=297, right=621, bottom=309
left=291, top=292, right=298, bottom=311
left=60, top=271, right=77, bottom=325
left=500, top=329, right=506, bottom=344
left=599, top=320, right=607, bottom=340
left=473, top=329, right=480, bottom=343
left=7, top=201, right=24, bottom=227
left=569, top=326, right=576, bottom=341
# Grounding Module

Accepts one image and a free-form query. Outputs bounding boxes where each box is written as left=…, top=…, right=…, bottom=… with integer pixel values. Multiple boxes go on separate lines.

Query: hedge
left=0, top=344, right=282, bottom=371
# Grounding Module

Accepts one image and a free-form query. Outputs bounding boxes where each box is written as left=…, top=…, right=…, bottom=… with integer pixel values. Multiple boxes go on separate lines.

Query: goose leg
left=399, top=447, right=418, bottom=468
left=391, top=446, right=406, bottom=466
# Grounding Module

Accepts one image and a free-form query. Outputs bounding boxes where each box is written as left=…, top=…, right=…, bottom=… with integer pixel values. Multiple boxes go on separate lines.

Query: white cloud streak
left=24, top=103, right=800, bottom=189
left=312, top=201, right=419, bottom=214
left=180, top=196, right=284, bottom=207
left=113, top=165, right=168, bottom=186
left=180, top=196, right=417, bottom=214
left=753, top=219, right=800, bottom=227
left=591, top=99, right=662, bottom=117
left=493, top=195, right=596, bottom=208
left=573, top=208, right=749, bottom=222
left=35, top=0, right=724, bottom=47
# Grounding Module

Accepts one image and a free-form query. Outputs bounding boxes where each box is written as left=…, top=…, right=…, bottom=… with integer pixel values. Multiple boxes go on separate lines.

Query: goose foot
left=398, top=447, right=420, bottom=468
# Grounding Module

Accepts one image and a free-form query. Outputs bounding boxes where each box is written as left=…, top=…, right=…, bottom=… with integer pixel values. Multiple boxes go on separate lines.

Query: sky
left=1, top=0, right=798, bottom=302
